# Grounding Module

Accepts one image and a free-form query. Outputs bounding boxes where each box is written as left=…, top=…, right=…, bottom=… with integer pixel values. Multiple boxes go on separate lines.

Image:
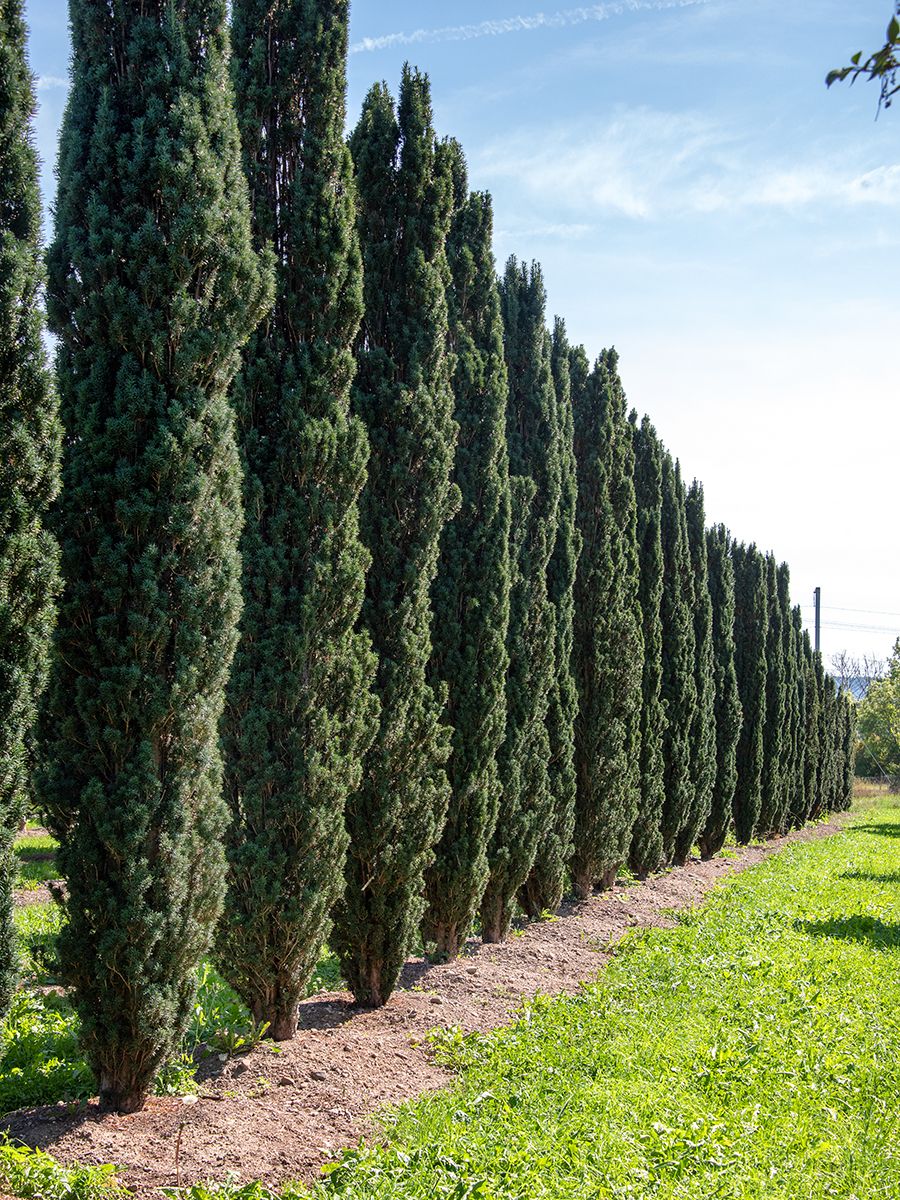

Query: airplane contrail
left=350, top=0, right=714, bottom=55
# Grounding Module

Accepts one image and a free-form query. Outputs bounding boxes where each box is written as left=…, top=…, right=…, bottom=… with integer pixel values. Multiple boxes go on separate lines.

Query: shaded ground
left=4, top=817, right=849, bottom=1196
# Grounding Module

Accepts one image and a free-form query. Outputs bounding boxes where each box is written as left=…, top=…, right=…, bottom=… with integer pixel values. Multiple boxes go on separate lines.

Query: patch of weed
left=0, top=1139, right=125, bottom=1200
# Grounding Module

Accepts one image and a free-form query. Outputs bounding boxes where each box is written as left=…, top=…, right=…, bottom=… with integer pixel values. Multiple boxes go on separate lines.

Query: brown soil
left=13, top=885, right=58, bottom=909
left=4, top=818, right=848, bottom=1196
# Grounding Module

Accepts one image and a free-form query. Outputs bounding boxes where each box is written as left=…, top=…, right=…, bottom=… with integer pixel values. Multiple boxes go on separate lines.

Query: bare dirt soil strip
left=12, top=886, right=57, bottom=909
left=4, top=818, right=848, bottom=1196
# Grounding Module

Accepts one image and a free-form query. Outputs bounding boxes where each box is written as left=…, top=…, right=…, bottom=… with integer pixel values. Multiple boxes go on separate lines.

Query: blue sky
left=23, top=0, right=900, bottom=665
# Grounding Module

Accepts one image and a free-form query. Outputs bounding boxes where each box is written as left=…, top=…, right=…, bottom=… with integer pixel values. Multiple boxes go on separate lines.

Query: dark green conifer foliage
left=772, top=567, right=798, bottom=835
left=335, top=70, right=458, bottom=1005
left=831, top=688, right=846, bottom=813
left=787, top=608, right=809, bottom=829
left=41, top=0, right=271, bottom=1112
left=839, top=693, right=857, bottom=810
left=801, top=637, right=822, bottom=823
left=215, top=0, right=377, bottom=1039
left=481, top=258, right=560, bottom=943
left=629, top=414, right=667, bottom=879
left=675, top=481, right=715, bottom=866
left=520, top=319, right=580, bottom=917
left=658, top=455, right=697, bottom=864
left=816, top=672, right=838, bottom=816
left=567, top=351, right=642, bottom=898
left=0, top=0, right=60, bottom=1016
left=757, top=555, right=786, bottom=836
left=423, top=147, right=511, bottom=957
left=698, top=525, right=742, bottom=860
left=731, top=543, right=768, bottom=844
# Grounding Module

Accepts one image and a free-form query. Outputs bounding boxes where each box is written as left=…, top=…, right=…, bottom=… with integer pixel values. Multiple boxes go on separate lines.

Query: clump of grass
left=13, top=832, right=60, bottom=891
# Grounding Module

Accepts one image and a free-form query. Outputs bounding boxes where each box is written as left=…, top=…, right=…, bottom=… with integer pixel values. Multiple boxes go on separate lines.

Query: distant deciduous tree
left=856, top=639, right=900, bottom=785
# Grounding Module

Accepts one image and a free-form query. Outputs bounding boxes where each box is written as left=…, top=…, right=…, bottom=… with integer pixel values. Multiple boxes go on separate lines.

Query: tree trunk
left=572, top=869, right=592, bottom=901
left=480, top=892, right=508, bottom=944
left=98, top=1073, right=147, bottom=1115
left=431, top=922, right=460, bottom=961
left=596, top=865, right=618, bottom=891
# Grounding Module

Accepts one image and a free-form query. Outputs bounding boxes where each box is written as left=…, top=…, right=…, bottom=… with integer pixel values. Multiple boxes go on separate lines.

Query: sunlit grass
left=300, top=793, right=900, bottom=1199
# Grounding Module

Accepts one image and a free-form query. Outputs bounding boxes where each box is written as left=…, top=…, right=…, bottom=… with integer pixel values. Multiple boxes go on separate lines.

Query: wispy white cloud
left=478, top=108, right=900, bottom=219
left=36, top=75, right=68, bottom=92
left=350, top=0, right=714, bottom=55
left=495, top=221, right=594, bottom=241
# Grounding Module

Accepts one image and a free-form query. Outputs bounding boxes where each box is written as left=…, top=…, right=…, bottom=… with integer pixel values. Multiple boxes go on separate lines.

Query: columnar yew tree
left=481, top=258, right=560, bottom=943
left=335, top=70, right=458, bottom=1005
left=0, top=0, right=60, bottom=1016
left=658, top=454, right=696, bottom=864
left=675, top=481, right=715, bottom=865
left=41, top=0, right=271, bottom=1112
left=839, top=693, right=857, bottom=810
left=787, top=609, right=809, bottom=829
left=568, top=352, right=642, bottom=897
left=520, top=319, right=580, bottom=917
left=732, top=543, right=768, bottom=843
left=215, top=0, right=377, bottom=1039
left=423, top=146, right=511, bottom=957
left=629, top=415, right=666, bottom=879
left=816, top=672, right=838, bottom=817
left=758, top=555, right=786, bottom=836
left=773, top=567, right=799, bottom=834
left=698, top=525, right=741, bottom=860
left=831, top=688, right=847, bottom=813
left=802, top=636, right=822, bottom=823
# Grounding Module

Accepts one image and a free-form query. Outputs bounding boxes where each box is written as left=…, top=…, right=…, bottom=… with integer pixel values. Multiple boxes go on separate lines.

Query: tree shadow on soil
left=796, top=915, right=900, bottom=950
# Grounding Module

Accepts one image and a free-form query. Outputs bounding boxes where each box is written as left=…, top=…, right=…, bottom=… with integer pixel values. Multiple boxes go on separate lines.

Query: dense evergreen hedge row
left=1, top=0, right=855, bottom=1113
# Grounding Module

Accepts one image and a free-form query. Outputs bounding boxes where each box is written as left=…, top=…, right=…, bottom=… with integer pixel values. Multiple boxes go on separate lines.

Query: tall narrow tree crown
left=0, top=0, right=61, bottom=1016
left=40, top=0, right=271, bottom=1112
left=698, top=524, right=742, bottom=859
left=480, top=257, right=561, bottom=943
left=658, top=455, right=697, bottom=864
left=215, top=0, right=377, bottom=1040
left=568, top=351, right=642, bottom=897
left=629, top=414, right=667, bottom=879
left=423, top=144, right=511, bottom=958
left=334, top=67, right=459, bottom=1005
left=521, top=318, right=581, bottom=917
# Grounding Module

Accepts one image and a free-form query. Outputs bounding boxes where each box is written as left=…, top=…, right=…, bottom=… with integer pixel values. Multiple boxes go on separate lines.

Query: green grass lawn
left=12, top=830, right=60, bottom=890
left=4, top=796, right=898, bottom=1200
left=300, top=795, right=900, bottom=1199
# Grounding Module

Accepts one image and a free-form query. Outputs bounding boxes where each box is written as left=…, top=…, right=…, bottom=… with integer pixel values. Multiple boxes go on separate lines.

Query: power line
left=820, top=621, right=899, bottom=635
left=800, top=604, right=900, bottom=619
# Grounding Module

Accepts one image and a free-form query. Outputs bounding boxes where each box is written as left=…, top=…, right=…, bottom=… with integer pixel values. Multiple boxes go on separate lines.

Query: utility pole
left=814, top=586, right=821, bottom=654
